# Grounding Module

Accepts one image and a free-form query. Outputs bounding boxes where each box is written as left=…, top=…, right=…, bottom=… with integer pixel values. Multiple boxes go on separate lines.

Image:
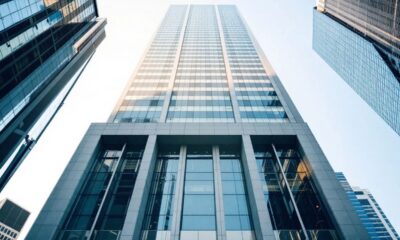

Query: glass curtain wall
left=141, top=146, right=180, bottom=240
left=254, top=143, right=337, bottom=240
left=0, top=0, right=97, bottom=132
left=167, top=5, right=234, bottom=123
left=181, top=146, right=216, bottom=233
left=142, top=144, right=255, bottom=240
left=218, top=6, right=288, bottom=123
left=58, top=144, right=144, bottom=240
left=92, top=147, right=143, bottom=239
left=220, top=146, right=254, bottom=240
left=113, top=6, right=187, bottom=123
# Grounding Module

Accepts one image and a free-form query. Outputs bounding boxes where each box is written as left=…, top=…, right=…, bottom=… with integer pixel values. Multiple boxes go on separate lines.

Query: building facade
left=316, top=0, right=400, bottom=58
left=28, top=5, right=368, bottom=240
left=336, top=172, right=400, bottom=240
left=0, top=198, right=30, bottom=240
left=313, top=3, right=400, bottom=136
left=0, top=0, right=107, bottom=190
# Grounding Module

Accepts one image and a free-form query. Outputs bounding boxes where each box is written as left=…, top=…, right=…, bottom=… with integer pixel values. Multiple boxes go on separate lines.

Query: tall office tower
left=0, top=198, right=30, bottom=240
left=313, top=2, right=400, bottom=135
left=316, top=0, right=400, bottom=62
left=336, top=172, right=400, bottom=240
left=28, top=5, right=368, bottom=240
left=0, top=0, right=107, bottom=190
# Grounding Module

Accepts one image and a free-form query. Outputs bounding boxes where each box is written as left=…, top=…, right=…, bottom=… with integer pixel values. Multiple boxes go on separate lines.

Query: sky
left=1, top=0, right=399, bottom=238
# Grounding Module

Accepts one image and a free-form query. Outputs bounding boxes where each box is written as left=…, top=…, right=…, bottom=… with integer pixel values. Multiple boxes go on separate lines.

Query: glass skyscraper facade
left=317, top=0, right=400, bottom=54
left=336, top=172, right=400, bottom=240
left=313, top=3, right=400, bottom=136
left=28, top=5, right=368, bottom=240
left=0, top=0, right=107, bottom=190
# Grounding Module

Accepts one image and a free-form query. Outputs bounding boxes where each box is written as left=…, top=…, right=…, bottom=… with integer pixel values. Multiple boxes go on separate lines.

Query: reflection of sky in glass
left=0, top=39, right=74, bottom=133
left=0, top=0, right=45, bottom=30
left=1, top=2, right=399, bottom=239
left=0, top=10, right=63, bottom=59
left=313, top=9, right=400, bottom=136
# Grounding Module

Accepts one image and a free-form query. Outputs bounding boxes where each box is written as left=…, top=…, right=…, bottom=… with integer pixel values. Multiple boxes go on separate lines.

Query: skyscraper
left=313, top=2, right=400, bottom=135
left=0, top=0, right=107, bottom=190
left=316, top=0, right=400, bottom=59
left=28, top=5, right=368, bottom=240
left=336, top=172, right=400, bottom=240
left=0, top=198, right=30, bottom=240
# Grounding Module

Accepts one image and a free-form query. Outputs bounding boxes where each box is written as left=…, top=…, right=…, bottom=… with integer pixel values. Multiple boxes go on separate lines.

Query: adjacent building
left=316, top=0, right=400, bottom=59
left=336, top=172, right=400, bottom=239
left=0, top=0, right=107, bottom=191
left=0, top=198, right=30, bottom=240
left=313, top=1, right=400, bottom=135
left=28, top=5, right=368, bottom=240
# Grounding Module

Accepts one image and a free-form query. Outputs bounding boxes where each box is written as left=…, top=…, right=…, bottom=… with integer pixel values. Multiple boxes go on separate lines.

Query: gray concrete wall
left=26, top=128, right=102, bottom=239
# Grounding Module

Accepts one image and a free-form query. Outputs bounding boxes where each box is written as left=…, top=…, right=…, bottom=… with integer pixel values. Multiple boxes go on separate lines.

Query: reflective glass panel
left=181, top=145, right=216, bottom=231
left=219, top=146, right=253, bottom=231
left=142, top=146, right=180, bottom=235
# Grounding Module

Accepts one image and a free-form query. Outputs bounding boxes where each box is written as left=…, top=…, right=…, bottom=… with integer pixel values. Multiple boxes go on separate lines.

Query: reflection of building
left=0, top=199, right=30, bottom=240
left=316, top=0, right=400, bottom=59
left=313, top=4, right=400, bottom=135
left=336, top=172, right=400, bottom=240
left=28, top=5, right=367, bottom=240
left=0, top=0, right=107, bottom=190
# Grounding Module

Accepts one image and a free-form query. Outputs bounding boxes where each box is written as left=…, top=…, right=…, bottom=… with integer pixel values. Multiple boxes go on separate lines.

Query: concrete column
left=296, top=130, right=369, bottom=239
left=88, top=144, right=127, bottom=239
left=119, top=135, right=158, bottom=240
left=170, top=145, right=187, bottom=240
left=213, top=145, right=227, bottom=240
left=26, top=128, right=102, bottom=240
left=241, top=135, right=276, bottom=240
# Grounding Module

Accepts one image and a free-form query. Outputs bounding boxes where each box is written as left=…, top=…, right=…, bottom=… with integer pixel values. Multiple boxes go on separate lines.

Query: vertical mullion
left=87, top=143, right=127, bottom=239
left=241, top=135, right=276, bottom=240
left=170, top=145, right=187, bottom=240
left=213, top=145, right=226, bottom=240
left=119, top=135, right=158, bottom=240
left=271, top=144, right=309, bottom=240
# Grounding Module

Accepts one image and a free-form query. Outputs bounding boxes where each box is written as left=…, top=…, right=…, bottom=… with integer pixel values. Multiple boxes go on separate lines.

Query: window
left=220, top=147, right=253, bottom=231
left=59, top=145, right=144, bottom=239
left=142, top=146, right=180, bottom=234
left=181, top=145, right=216, bottom=231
